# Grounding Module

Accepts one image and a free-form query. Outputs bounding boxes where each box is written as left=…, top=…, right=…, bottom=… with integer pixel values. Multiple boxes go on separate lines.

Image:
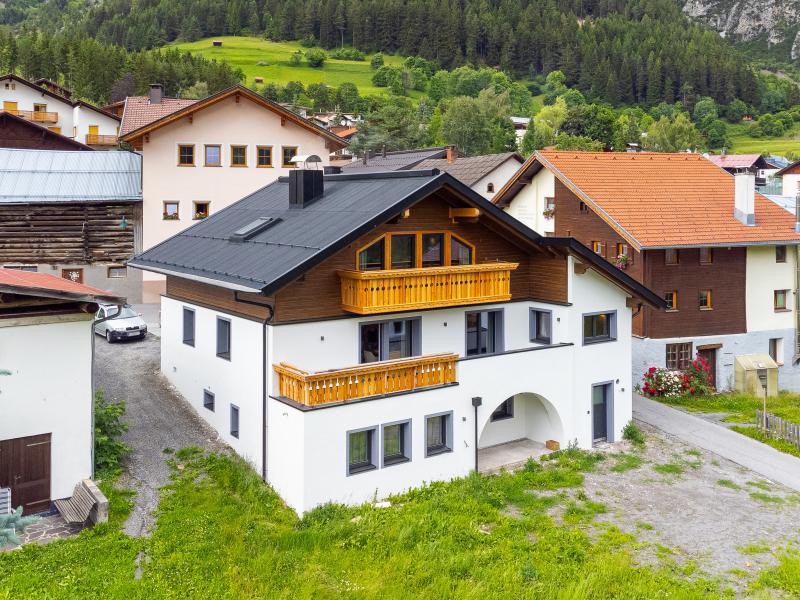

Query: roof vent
left=229, top=217, right=281, bottom=243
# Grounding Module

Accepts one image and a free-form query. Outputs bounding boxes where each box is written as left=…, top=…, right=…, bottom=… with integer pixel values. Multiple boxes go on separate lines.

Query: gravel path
left=93, top=331, right=227, bottom=537
left=583, top=422, right=800, bottom=588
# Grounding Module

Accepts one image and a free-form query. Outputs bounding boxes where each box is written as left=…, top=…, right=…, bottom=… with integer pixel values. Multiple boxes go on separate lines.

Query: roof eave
left=126, top=260, right=265, bottom=293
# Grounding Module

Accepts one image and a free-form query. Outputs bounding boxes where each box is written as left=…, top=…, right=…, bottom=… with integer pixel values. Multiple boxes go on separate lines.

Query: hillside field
left=170, top=36, right=422, bottom=98
left=728, top=123, right=800, bottom=157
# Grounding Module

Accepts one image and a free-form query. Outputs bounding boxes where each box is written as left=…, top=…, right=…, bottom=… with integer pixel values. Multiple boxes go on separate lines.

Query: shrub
left=330, top=47, right=365, bottom=61
left=639, top=353, right=714, bottom=398
left=622, top=421, right=645, bottom=446
left=94, top=389, right=130, bottom=477
left=300, top=34, right=317, bottom=48
left=305, top=48, right=327, bottom=68
left=289, top=51, right=302, bottom=66
left=684, top=354, right=715, bottom=396
left=370, top=52, right=384, bottom=69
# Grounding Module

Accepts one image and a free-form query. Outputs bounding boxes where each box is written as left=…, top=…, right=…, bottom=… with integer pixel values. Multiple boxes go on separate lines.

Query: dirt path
left=583, top=422, right=800, bottom=589
left=93, top=332, right=227, bottom=536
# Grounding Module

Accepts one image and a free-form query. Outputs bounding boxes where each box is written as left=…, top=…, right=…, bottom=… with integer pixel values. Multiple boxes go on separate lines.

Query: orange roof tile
left=0, top=268, right=120, bottom=301
left=119, top=96, right=197, bottom=136
left=536, top=150, right=800, bottom=249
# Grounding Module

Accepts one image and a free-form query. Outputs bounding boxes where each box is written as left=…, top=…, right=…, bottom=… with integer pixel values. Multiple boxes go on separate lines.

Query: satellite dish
left=290, top=154, right=322, bottom=169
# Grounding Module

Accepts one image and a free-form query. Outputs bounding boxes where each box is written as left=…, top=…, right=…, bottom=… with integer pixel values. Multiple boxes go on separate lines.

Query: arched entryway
left=477, top=392, right=564, bottom=473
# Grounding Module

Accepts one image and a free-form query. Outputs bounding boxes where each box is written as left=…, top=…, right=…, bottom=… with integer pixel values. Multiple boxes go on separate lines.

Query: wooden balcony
left=85, top=134, right=118, bottom=146
left=10, top=109, right=59, bottom=123
left=337, top=262, right=518, bottom=314
left=274, top=353, right=458, bottom=406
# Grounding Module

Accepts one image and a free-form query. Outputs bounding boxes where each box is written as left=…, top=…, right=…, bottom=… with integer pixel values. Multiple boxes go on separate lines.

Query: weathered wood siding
left=0, top=202, right=139, bottom=264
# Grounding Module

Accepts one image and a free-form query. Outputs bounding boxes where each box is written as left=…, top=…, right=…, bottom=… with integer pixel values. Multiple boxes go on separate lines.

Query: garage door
left=0, top=433, right=51, bottom=514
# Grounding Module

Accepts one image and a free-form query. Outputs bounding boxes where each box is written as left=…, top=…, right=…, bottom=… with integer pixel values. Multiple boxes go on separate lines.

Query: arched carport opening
left=477, top=392, right=564, bottom=473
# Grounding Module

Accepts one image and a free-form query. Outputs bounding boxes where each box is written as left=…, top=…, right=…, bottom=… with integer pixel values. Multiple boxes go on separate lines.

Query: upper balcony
left=274, top=353, right=458, bottom=406
left=11, top=109, right=58, bottom=124
left=337, top=262, right=518, bottom=315
left=85, top=134, right=119, bottom=146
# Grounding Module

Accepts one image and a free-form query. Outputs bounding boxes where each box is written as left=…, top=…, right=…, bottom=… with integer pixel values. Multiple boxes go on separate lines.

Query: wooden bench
left=54, top=480, right=108, bottom=524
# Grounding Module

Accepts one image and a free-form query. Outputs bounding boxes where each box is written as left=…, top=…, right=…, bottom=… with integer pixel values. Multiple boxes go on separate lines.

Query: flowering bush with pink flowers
left=639, top=354, right=714, bottom=398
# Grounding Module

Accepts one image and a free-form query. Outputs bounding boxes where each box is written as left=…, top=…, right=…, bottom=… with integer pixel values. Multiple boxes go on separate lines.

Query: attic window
left=357, top=232, right=475, bottom=271
left=229, top=217, right=281, bottom=242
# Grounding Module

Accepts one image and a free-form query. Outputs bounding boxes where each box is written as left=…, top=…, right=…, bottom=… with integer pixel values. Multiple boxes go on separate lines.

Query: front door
left=0, top=434, right=52, bottom=514
left=697, top=348, right=717, bottom=391
left=592, top=384, right=609, bottom=443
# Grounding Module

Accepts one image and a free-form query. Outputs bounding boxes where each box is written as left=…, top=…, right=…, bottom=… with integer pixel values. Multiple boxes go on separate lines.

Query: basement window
left=666, top=343, right=693, bottom=370
left=382, top=420, right=411, bottom=467
left=107, top=266, right=127, bottom=278
left=425, top=412, right=453, bottom=457
left=230, top=404, right=239, bottom=438
left=348, top=427, right=377, bottom=475
left=769, top=338, right=784, bottom=365
left=203, top=390, right=215, bottom=412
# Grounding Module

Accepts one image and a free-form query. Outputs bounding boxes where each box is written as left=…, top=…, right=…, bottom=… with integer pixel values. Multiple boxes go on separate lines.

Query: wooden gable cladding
left=0, top=203, right=138, bottom=265
left=272, top=191, right=568, bottom=323
left=166, top=277, right=273, bottom=322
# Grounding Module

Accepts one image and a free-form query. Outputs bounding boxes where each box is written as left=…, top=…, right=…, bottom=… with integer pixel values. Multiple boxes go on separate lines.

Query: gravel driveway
left=93, top=330, right=227, bottom=536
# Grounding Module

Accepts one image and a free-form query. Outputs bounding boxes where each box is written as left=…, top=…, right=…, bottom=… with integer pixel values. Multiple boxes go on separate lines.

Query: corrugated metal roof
left=0, top=148, right=142, bottom=203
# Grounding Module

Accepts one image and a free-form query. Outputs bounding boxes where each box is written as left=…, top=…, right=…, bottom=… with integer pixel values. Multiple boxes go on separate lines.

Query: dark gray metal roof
left=340, top=147, right=449, bottom=173
left=0, top=148, right=142, bottom=204
left=129, top=170, right=451, bottom=293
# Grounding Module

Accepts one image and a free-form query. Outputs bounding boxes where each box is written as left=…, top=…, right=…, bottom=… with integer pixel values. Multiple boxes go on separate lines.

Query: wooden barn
left=0, top=148, right=143, bottom=301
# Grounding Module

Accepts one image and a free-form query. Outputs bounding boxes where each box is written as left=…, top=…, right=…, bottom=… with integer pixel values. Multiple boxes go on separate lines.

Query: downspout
left=234, top=294, right=274, bottom=481
left=471, top=397, right=482, bottom=473
left=91, top=303, right=122, bottom=478
left=794, top=194, right=800, bottom=365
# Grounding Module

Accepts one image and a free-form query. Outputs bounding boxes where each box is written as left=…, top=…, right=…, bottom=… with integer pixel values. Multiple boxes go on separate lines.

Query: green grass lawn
left=728, top=122, right=800, bottom=156
left=2, top=446, right=776, bottom=598
left=170, top=36, right=420, bottom=98
left=656, top=391, right=800, bottom=425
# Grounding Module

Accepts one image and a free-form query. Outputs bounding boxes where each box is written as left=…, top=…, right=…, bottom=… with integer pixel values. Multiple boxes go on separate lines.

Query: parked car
left=94, top=304, right=147, bottom=342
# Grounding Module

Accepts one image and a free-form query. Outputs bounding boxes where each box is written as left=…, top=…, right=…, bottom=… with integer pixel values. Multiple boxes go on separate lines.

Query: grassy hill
left=170, top=36, right=420, bottom=98
left=728, top=123, right=800, bottom=157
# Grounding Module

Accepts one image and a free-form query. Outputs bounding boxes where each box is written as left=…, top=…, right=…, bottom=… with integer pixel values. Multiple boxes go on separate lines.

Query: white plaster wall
left=160, top=296, right=265, bottom=473
left=73, top=105, right=120, bottom=142
left=746, top=245, right=796, bottom=332
left=472, top=159, right=523, bottom=200
left=503, top=168, right=555, bottom=235
left=140, top=95, right=332, bottom=253
left=782, top=174, right=800, bottom=199
left=0, top=314, right=93, bottom=499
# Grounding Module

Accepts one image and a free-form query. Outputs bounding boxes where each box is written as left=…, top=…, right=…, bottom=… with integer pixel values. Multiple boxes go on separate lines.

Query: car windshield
left=109, top=306, right=138, bottom=319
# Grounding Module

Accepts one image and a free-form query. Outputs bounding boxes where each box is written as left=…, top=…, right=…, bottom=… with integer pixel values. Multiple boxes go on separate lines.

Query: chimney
left=734, top=171, right=755, bottom=226
left=149, top=84, right=163, bottom=104
left=289, top=169, right=324, bottom=208
left=446, top=145, right=456, bottom=163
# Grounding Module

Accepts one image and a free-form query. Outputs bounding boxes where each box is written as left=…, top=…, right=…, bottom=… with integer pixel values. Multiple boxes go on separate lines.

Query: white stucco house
left=0, top=74, right=121, bottom=147
left=129, top=166, right=664, bottom=514
left=0, top=268, right=123, bottom=513
left=119, top=84, right=347, bottom=302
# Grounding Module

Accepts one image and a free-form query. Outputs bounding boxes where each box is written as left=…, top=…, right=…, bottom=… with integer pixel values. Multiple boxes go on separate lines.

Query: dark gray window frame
left=381, top=419, right=412, bottom=467
left=203, top=389, right=215, bottom=412
left=464, top=309, right=505, bottom=357
left=346, top=425, right=378, bottom=475
left=582, top=310, right=617, bottom=345
left=359, top=317, right=422, bottom=364
left=230, top=404, right=240, bottom=438
left=529, top=308, right=553, bottom=344
left=216, top=316, right=231, bottom=360
left=490, top=398, right=514, bottom=422
left=182, top=307, right=195, bottom=346
left=424, top=411, right=453, bottom=457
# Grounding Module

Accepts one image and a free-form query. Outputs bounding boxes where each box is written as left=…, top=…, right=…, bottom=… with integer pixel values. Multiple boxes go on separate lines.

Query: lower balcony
left=337, top=262, right=518, bottom=314
left=85, top=134, right=118, bottom=146
left=274, top=353, right=458, bottom=406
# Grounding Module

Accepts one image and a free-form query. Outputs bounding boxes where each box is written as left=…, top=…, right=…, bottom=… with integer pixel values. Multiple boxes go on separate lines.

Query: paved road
left=93, top=329, right=226, bottom=536
left=634, top=394, right=800, bottom=492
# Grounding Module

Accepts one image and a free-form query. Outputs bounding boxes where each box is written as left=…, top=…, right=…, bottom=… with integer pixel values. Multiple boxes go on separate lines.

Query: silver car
left=94, top=304, right=148, bottom=342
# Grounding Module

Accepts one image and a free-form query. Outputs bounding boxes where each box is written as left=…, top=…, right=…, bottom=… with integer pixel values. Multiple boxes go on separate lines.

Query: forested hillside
left=0, top=0, right=761, bottom=107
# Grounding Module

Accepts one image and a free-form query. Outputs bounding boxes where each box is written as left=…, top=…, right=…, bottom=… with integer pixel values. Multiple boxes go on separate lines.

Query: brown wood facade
left=553, top=178, right=746, bottom=339
left=167, top=188, right=571, bottom=324
left=0, top=202, right=140, bottom=265
left=0, top=112, right=89, bottom=150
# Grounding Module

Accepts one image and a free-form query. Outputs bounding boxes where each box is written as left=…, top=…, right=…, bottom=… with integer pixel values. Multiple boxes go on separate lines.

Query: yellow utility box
left=734, top=354, right=779, bottom=397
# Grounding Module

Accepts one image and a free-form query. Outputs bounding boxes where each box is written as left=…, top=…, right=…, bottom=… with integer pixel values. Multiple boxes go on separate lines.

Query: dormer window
left=357, top=232, right=474, bottom=271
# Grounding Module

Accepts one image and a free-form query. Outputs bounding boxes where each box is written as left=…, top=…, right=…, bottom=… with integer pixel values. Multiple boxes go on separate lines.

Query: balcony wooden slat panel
left=85, top=134, right=118, bottom=146
left=10, top=110, right=59, bottom=123
left=274, top=353, right=458, bottom=406
left=337, top=262, right=518, bottom=314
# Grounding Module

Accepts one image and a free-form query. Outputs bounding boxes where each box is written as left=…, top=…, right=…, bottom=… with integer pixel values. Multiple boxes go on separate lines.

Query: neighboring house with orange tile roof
left=0, top=74, right=120, bottom=148
left=120, top=83, right=347, bottom=301
left=495, top=150, right=800, bottom=391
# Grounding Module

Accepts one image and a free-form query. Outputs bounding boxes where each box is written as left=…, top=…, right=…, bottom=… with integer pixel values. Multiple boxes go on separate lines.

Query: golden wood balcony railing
left=85, top=134, right=118, bottom=145
left=274, top=353, right=458, bottom=406
left=10, top=109, right=59, bottom=123
left=337, top=262, right=518, bottom=314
